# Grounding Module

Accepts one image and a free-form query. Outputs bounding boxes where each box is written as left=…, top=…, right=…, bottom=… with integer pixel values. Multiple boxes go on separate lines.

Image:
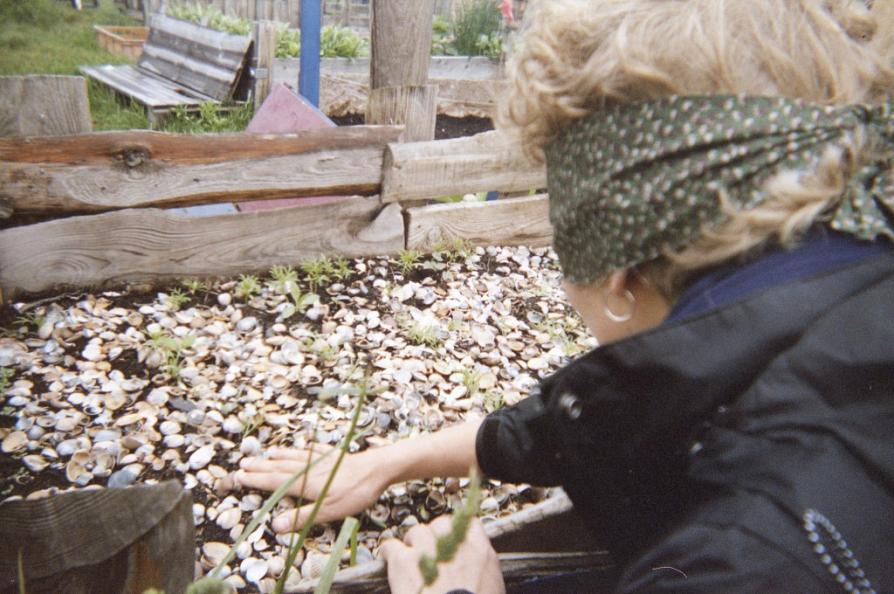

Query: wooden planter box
left=94, top=25, right=149, bottom=60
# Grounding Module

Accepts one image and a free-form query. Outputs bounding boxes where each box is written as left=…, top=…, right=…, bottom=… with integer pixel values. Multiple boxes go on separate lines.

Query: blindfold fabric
left=545, top=95, right=894, bottom=283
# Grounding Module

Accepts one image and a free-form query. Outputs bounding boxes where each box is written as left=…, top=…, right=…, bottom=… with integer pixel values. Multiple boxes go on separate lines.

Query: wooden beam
left=406, top=194, right=552, bottom=250
left=0, top=127, right=403, bottom=215
left=381, top=130, right=546, bottom=203
left=0, top=126, right=401, bottom=164
left=0, top=198, right=404, bottom=295
left=0, top=76, right=92, bottom=138
left=367, top=85, right=438, bottom=142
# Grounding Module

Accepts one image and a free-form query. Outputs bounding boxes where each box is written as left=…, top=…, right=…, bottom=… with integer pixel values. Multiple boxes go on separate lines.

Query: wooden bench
left=81, top=14, right=253, bottom=124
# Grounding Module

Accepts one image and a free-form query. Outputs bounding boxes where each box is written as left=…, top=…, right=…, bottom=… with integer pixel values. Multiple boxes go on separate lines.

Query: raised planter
left=94, top=25, right=149, bottom=60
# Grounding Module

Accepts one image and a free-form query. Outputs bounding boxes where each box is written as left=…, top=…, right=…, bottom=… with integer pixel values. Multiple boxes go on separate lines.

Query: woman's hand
left=380, top=516, right=505, bottom=594
left=217, top=445, right=391, bottom=532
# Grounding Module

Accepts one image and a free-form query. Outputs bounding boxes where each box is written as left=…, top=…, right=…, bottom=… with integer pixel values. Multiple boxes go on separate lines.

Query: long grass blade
left=314, top=517, right=360, bottom=594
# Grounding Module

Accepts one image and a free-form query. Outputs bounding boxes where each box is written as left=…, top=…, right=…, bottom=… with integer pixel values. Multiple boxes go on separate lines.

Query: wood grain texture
left=0, top=76, right=92, bottom=138
left=381, top=130, right=547, bottom=203
left=80, top=64, right=212, bottom=110
left=370, top=0, right=435, bottom=89
left=1, top=146, right=386, bottom=214
left=366, top=84, right=437, bottom=142
left=0, top=125, right=402, bottom=164
left=252, top=20, right=277, bottom=106
left=0, top=196, right=404, bottom=295
left=407, top=194, right=552, bottom=250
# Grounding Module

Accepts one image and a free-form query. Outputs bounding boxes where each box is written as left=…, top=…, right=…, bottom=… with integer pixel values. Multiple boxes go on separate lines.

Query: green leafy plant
left=269, top=264, right=299, bottom=294
left=452, top=0, right=502, bottom=57
left=483, top=391, right=504, bottom=413
left=418, top=472, right=481, bottom=585
left=235, top=274, right=262, bottom=299
left=181, top=278, right=210, bottom=294
left=279, top=285, right=320, bottom=321
left=396, top=249, right=423, bottom=276
left=330, top=257, right=352, bottom=282
left=13, top=312, right=44, bottom=333
left=405, top=320, right=441, bottom=348
left=164, top=288, right=190, bottom=311
left=431, top=15, right=455, bottom=56
left=301, top=257, right=333, bottom=292
left=161, top=101, right=253, bottom=134
left=167, top=2, right=251, bottom=35
left=461, top=368, right=482, bottom=396
left=275, top=22, right=300, bottom=57
left=320, top=25, right=367, bottom=58
left=0, top=368, right=14, bottom=393
left=148, top=331, right=196, bottom=379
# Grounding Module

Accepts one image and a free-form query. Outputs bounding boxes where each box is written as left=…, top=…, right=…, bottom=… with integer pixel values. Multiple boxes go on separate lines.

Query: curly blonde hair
left=500, top=0, right=894, bottom=297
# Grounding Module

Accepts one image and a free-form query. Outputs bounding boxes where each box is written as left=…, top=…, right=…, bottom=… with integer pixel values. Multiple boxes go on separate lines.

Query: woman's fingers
left=403, top=523, right=437, bottom=554
left=271, top=500, right=344, bottom=533
left=267, top=444, right=335, bottom=460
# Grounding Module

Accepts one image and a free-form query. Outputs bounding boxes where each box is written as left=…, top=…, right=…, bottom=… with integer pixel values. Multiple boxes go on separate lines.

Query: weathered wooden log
left=380, top=130, right=546, bottom=204
left=0, top=126, right=402, bottom=215
left=0, top=197, right=404, bottom=296
left=0, top=481, right=194, bottom=594
left=367, top=85, right=438, bottom=142
left=406, top=194, right=552, bottom=251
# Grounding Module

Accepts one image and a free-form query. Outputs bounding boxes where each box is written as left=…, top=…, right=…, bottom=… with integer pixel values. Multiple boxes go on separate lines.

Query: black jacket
left=477, top=253, right=894, bottom=593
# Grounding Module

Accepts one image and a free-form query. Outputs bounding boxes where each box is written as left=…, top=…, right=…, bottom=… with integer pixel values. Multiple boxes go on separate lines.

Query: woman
left=224, top=1, right=894, bottom=591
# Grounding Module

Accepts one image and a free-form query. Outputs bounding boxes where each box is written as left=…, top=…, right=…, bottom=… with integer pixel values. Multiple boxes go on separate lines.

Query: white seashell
left=65, top=459, right=92, bottom=485
left=240, top=494, right=262, bottom=512
left=241, top=557, right=268, bottom=585
left=279, top=340, right=304, bottom=366
left=266, top=556, right=285, bottom=577
left=115, top=412, right=143, bottom=427
left=300, top=551, right=327, bottom=580
left=2, top=431, right=27, bottom=453
left=240, top=436, right=262, bottom=457
left=160, top=420, right=182, bottom=435
left=202, top=541, right=230, bottom=567
left=257, top=577, right=276, bottom=593
left=527, top=357, right=548, bottom=371
left=222, top=417, right=243, bottom=434
left=217, top=293, right=232, bottom=306
left=236, top=317, right=257, bottom=333
left=236, top=540, right=253, bottom=560
left=82, top=340, right=103, bottom=361
left=223, top=574, right=245, bottom=590
left=188, top=446, right=215, bottom=470
left=23, top=455, right=49, bottom=472
left=163, top=434, right=186, bottom=448
left=216, top=507, right=242, bottom=530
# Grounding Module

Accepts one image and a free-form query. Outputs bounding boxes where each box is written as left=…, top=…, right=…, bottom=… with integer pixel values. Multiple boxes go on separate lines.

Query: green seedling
left=13, top=312, right=44, bottom=333
left=164, top=288, right=190, bottom=311
left=330, top=257, right=352, bottom=282
left=235, top=274, right=262, bottom=299
left=269, top=265, right=299, bottom=295
left=406, top=321, right=441, bottom=348
left=396, top=249, right=423, bottom=276
left=0, top=368, right=14, bottom=393
left=181, top=278, right=210, bottom=294
left=461, top=368, right=482, bottom=396
left=278, top=285, right=319, bottom=321
left=148, top=331, right=196, bottom=380
left=483, top=391, right=505, bottom=413
left=300, top=257, right=332, bottom=292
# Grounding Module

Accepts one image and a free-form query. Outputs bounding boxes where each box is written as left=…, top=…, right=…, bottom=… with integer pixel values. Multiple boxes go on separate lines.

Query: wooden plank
left=0, top=76, right=92, bottom=138
left=80, top=64, right=211, bottom=109
left=0, top=125, right=402, bottom=164
left=149, top=14, right=250, bottom=54
left=370, top=0, right=435, bottom=89
left=367, top=84, right=437, bottom=141
left=2, top=146, right=385, bottom=214
left=406, top=194, right=552, bottom=250
left=0, top=198, right=404, bottom=295
left=381, top=130, right=546, bottom=203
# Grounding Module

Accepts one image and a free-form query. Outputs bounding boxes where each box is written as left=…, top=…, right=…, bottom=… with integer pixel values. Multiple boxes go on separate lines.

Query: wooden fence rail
left=0, top=128, right=548, bottom=297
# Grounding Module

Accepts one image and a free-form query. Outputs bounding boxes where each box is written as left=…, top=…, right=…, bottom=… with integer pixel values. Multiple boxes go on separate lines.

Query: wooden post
left=142, top=0, right=150, bottom=24
left=0, top=76, right=93, bottom=138
left=253, top=20, right=276, bottom=106
left=367, top=0, right=437, bottom=141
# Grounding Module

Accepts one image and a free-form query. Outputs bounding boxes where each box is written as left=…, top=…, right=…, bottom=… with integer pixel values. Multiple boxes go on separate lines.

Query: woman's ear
left=606, top=270, right=630, bottom=297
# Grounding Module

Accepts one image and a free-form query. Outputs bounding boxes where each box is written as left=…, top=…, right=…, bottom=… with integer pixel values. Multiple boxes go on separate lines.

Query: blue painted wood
left=299, top=0, right=321, bottom=106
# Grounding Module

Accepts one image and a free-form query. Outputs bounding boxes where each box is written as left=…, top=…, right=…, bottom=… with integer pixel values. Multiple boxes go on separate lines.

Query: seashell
left=424, top=490, right=447, bottom=514
left=82, top=340, right=103, bottom=361
left=2, top=431, right=27, bottom=453
left=266, top=556, right=285, bottom=578
left=23, top=455, right=49, bottom=472
left=279, top=340, right=304, bottom=366
left=240, top=494, right=262, bottom=512
left=203, top=541, right=230, bottom=567
left=526, top=357, right=548, bottom=371
left=188, top=445, right=215, bottom=470
left=163, top=434, right=186, bottom=448
left=223, top=574, right=245, bottom=590
left=300, top=552, right=327, bottom=580
left=480, top=496, right=500, bottom=514
left=236, top=541, right=253, bottom=560
left=236, top=317, right=258, bottom=333
left=241, top=557, right=268, bottom=585
left=115, top=412, right=143, bottom=427
left=222, top=417, right=243, bottom=434
left=390, top=505, right=412, bottom=524
left=216, top=507, right=242, bottom=530
left=257, top=577, right=276, bottom=593
left=217, top=293, right=232, bottom=306
left=66, top=459, right=92, bottom=486
left=160, top=420, right=182, bottom=435
left=240, top=436, right=262, bottom=457
left=107, top=468, right=136, bottom=489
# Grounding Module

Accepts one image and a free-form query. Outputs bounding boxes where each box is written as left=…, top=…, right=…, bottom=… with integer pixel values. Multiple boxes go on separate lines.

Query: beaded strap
left=803, top=509, right=877, bottom=594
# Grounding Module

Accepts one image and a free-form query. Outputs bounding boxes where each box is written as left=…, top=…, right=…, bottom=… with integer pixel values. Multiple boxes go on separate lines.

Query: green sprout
left=0, top=368, right=14, bottom=393
left=164, top=288, right=191, bottom=311
left=148, top=331, right=196, bottom=379
left=235, top=274, right=262, bottom=299
left=330, top=256, right=352, bottom=282
left=300, top=257, right=332, bottom=292
left=268, top=265, right=299, bottom=294
left=13, top=312, right=44, bottom=333
left=483, top=391, right=505, bottom=413
left=181, top=278, right=210, bottom=294
left=396, top=249, right=423, bottom=276
left=405, top=320, right=441, bottom=348
left=461, top=368, right=482, bottom=396
left=278, top=285, right=319, bottom=321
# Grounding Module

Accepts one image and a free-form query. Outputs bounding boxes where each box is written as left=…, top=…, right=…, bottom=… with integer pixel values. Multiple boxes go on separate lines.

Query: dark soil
left=330, top=113, right=494, bottom=140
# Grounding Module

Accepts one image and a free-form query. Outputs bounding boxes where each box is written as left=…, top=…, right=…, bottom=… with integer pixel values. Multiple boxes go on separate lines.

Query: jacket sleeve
left=475, top=385, right=563, bottom=487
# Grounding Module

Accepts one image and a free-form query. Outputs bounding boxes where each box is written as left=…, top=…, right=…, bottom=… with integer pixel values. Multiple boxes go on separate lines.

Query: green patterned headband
left=545, top=95, right=894, bottom=284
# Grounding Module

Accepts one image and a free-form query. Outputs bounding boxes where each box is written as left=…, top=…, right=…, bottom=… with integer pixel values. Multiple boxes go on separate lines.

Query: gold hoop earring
left=604, top=288, right=636, bottom=323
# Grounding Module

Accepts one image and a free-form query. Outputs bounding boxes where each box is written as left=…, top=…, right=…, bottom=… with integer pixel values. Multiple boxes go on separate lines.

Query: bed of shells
left=0, top=245, right=595, bottom=592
